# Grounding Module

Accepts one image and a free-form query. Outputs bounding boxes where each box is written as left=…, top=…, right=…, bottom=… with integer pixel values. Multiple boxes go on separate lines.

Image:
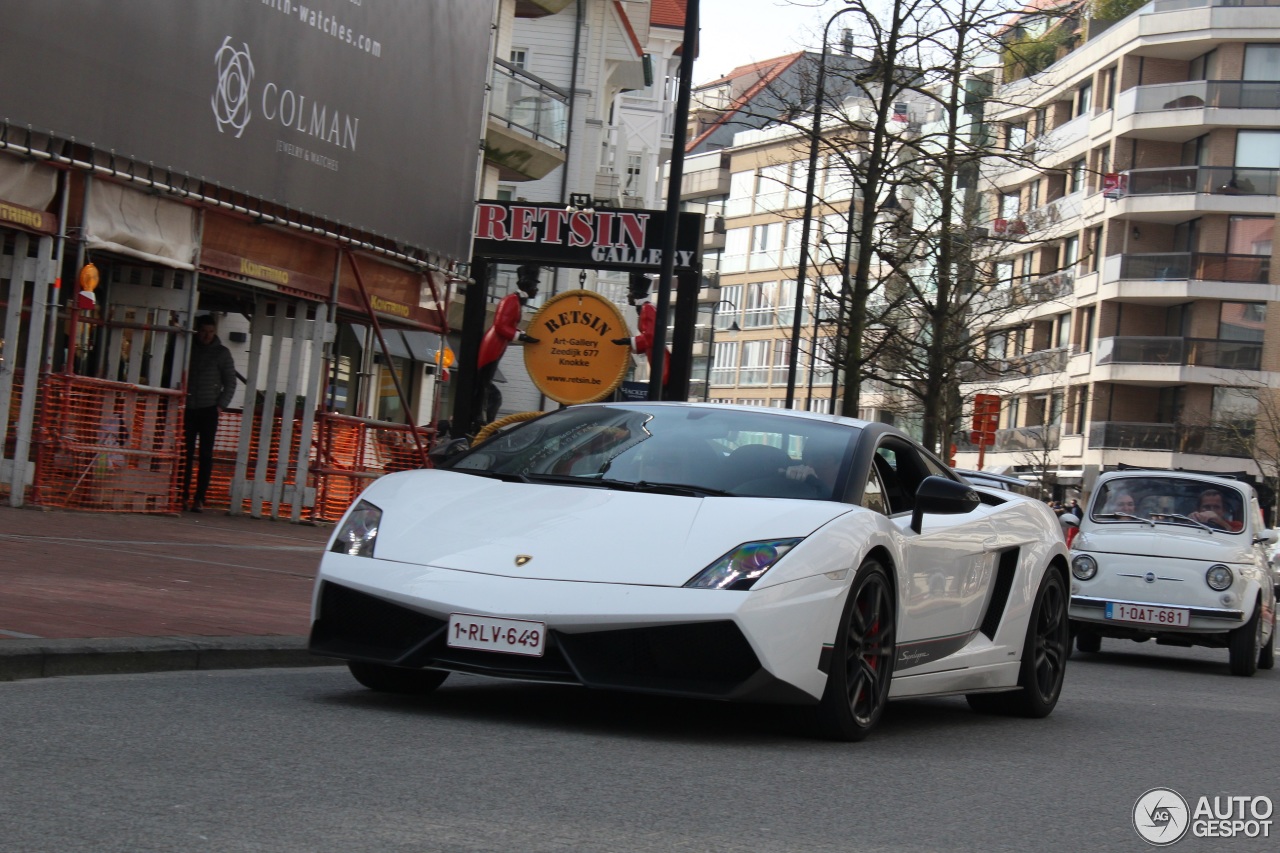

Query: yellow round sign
left=523, top=289, right=632, bottom=405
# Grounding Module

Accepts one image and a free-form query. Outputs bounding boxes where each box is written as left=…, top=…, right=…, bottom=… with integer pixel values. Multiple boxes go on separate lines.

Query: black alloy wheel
left=814, top=560, right=896, bottom=741
left=968, top=569, right=1069, bottom=717
left=348, top=661, right=451, bottom=694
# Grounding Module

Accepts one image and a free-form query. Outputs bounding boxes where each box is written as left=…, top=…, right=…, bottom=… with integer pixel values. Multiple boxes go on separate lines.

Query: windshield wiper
left=1149, top=512, right=1216, bottom=533
left=596, top=478, right=733, bottom=498
left=450, top=468, right=530, bottom=483
left=1094, top=511, right=1155, bottom=527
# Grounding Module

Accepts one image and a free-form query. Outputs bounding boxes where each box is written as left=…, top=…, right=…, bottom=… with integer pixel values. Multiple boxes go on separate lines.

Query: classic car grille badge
left=515, top=554, right=533, bottom=567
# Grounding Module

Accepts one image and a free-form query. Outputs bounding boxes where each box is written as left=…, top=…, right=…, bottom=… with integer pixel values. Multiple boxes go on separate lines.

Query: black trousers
left=183, top=405, right=220, bottom=504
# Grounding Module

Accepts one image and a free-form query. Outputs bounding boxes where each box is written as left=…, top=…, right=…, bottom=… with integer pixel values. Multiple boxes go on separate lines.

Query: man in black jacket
left=183, top=315, right=237, bottom=512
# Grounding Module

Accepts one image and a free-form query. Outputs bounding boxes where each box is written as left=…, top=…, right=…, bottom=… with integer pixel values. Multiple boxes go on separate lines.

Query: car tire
left=348, top=661, right=450, bottom=694
left=1075, top=630, right=1102, bottom=654
left=967, top=569, right=1069, bottom=718
left=1259, top=615, right=1275, bottom=671
left=812, top=560, right=895, bottom=742
left=1228, top=602, right=1262, bottom=677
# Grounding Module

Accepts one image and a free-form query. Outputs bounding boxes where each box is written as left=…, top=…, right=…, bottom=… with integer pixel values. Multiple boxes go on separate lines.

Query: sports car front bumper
left=309, top=553, right=848, bottom=704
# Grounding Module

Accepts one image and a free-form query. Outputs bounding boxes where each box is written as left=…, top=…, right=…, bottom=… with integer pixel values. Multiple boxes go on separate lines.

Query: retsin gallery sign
left=472, top=201, right=703, bottom=272
left=0, top=1, right=488, bottom=262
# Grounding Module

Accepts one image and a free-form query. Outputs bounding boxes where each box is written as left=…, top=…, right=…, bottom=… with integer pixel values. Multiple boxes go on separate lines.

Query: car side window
left=862, top=460, right=888, bottom=515
left=874, top=448, right=911, bottom=515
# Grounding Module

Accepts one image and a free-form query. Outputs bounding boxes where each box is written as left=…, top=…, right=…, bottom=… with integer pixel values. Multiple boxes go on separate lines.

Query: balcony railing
left=489, top=60, right=569, bottom=149
left=1123, top=166, right=1280, bottom=197
left=1152, top=0, right=1280, bottom=11
left=954, top=424, right=1061, bottom=453
left=1115, top=252, right=1271, bottom=283
left=959, top=346, right=1071, bottom=381
left=1125, top=80, right=1280, bottom=114
left=1095, top=336, right=1263, bottom=369
left=1088, top=421, right=1254, bottom=457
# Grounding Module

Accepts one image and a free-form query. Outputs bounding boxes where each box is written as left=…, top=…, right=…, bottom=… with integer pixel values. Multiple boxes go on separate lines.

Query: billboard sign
left=472, top=201, right=703, bottom=272
left=0, top=1, right=489, bottom=262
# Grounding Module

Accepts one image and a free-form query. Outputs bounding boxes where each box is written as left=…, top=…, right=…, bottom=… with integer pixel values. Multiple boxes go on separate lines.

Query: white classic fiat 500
left=1067, top=470, right=1277, bottom=675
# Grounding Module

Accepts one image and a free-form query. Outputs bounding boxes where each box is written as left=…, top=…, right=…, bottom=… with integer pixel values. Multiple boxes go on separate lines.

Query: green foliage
left=1001, top=25, right=1075, bottom=80
left=1088, top=0, right=1146, bottom=23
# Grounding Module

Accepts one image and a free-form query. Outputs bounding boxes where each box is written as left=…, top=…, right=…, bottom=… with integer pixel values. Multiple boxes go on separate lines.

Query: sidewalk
left=0, top=503, right=340, bottom=681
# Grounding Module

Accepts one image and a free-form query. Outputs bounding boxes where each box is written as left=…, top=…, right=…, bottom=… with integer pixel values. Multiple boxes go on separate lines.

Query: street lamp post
left=704, top=299, right=739, bottom=401
left=785, top=2, right=858, bottom=409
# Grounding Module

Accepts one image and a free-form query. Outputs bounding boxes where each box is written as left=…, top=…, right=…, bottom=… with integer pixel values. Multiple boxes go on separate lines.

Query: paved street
left=2, top=642, right=1275, bottom=853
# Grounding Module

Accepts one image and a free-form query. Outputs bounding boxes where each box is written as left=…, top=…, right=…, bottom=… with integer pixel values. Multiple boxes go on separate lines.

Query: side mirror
left=1060, top=513, right=1080, bottom=527
left=1256, top=528, right=1278, bottom=546
left=911, top=475, right=981, bottom=533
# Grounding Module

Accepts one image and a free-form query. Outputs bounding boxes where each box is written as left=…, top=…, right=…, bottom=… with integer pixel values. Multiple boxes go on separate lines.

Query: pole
left=648, top=0, right=699, bottom=400
left=785, top=5, right=855, bottom=409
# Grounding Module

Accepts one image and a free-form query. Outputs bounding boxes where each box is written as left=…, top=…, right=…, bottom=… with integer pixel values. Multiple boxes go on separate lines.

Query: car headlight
left=684, top=538, right=802, bottom=590
left=331, top=500, right=382, bottom=557
left=1205, top=564, right=1234, bottom=591
left=1071, top=554, right=1098, bottom=581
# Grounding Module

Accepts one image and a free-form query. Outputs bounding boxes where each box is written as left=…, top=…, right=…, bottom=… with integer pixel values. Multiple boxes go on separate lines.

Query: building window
left=1236, top=130, right=1280, bottom=169
left=1078, top=305, right=1095, bottom=354
left=749, top=223, right=782, bottom=270
left=1063, top=235, right=1080, bottom=268
left=1007, top=121, right=1028, bottom=150
left=509, top=48, right=528, bottom=69
left=726, top=170, right=755, bottom=218
left=1219, top=302, right=1266, bottom=342
left=1069, top=159, right=1086, bottom=193
left=1075, top=81, right=1092, bottom=118
left=721, top=227, right=749, bottom=274
left=1243, top=45, right=1280, bottom=80
left=740, top=340, right=770, bottom=386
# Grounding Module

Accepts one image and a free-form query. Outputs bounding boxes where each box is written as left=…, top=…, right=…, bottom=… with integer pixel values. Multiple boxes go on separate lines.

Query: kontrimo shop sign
left=472, top=200, right=702, bottom=272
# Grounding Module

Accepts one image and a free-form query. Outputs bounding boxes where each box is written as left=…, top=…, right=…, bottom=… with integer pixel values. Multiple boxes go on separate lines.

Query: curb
left=0, top=636, right=341, bottom=682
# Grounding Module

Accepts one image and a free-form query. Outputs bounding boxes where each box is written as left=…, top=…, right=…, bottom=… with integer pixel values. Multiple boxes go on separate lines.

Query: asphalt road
left=2, top=642, right=1276, bottom=853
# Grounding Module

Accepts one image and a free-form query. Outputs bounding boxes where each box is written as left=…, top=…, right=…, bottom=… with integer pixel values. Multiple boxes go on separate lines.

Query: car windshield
left=445, top=404, right=859, bottom=501
left=1090, top=476, right=1248, bottom=534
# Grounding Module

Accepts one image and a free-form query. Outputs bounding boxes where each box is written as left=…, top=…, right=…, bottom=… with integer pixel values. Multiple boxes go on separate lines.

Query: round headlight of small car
left=1071, top=554, right=1098, bottom=581
left=1205, top=564, right=1234, bottom=591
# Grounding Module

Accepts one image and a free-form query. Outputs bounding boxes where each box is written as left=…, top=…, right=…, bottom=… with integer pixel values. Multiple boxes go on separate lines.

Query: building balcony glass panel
left=1095, top=336, right=1263, bottom=369
left=738, top=367, right=769, bottom=386
left=489, top=60, right=568, bottom=149
left=1116, top=252, right=1271, bottom=283
left=1124, top=166, right=1280, bottom=197
left=953, top=424, right=1060, bottom=453
left=1124, top=80, right=1280, bottom=116
left=1088, top=421, right=1253, bottom=457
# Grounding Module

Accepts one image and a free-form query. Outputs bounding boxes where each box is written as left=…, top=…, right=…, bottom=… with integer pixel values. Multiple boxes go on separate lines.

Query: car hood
left=357, top=469, right=853, bottom=586
left=1074, top=525, right=1256, bottom=564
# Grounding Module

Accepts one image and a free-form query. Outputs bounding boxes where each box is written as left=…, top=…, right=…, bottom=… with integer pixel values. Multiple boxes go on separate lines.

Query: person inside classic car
left=1189, top=488, right=1243, bottom=531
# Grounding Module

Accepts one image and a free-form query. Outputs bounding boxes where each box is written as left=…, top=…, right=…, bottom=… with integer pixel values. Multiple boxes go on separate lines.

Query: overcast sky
left=693, top=0, right=835, bottom=84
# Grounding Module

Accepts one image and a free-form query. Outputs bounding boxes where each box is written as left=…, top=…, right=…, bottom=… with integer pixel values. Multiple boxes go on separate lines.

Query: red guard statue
left=612, top=272, right=669, bottom=393
left=472, top=263, right=540, bottom=434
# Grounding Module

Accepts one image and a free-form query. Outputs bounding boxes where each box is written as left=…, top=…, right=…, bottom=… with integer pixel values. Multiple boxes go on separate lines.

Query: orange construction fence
left=31, top=374, right=184, bottom=513
left=311, top=412, right=433, bottom=522
left=29, top=376, right=435, bottom=520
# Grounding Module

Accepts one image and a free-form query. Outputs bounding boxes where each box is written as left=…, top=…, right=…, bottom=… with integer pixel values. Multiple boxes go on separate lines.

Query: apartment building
left=958, top=0, right=1280, bottom=499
